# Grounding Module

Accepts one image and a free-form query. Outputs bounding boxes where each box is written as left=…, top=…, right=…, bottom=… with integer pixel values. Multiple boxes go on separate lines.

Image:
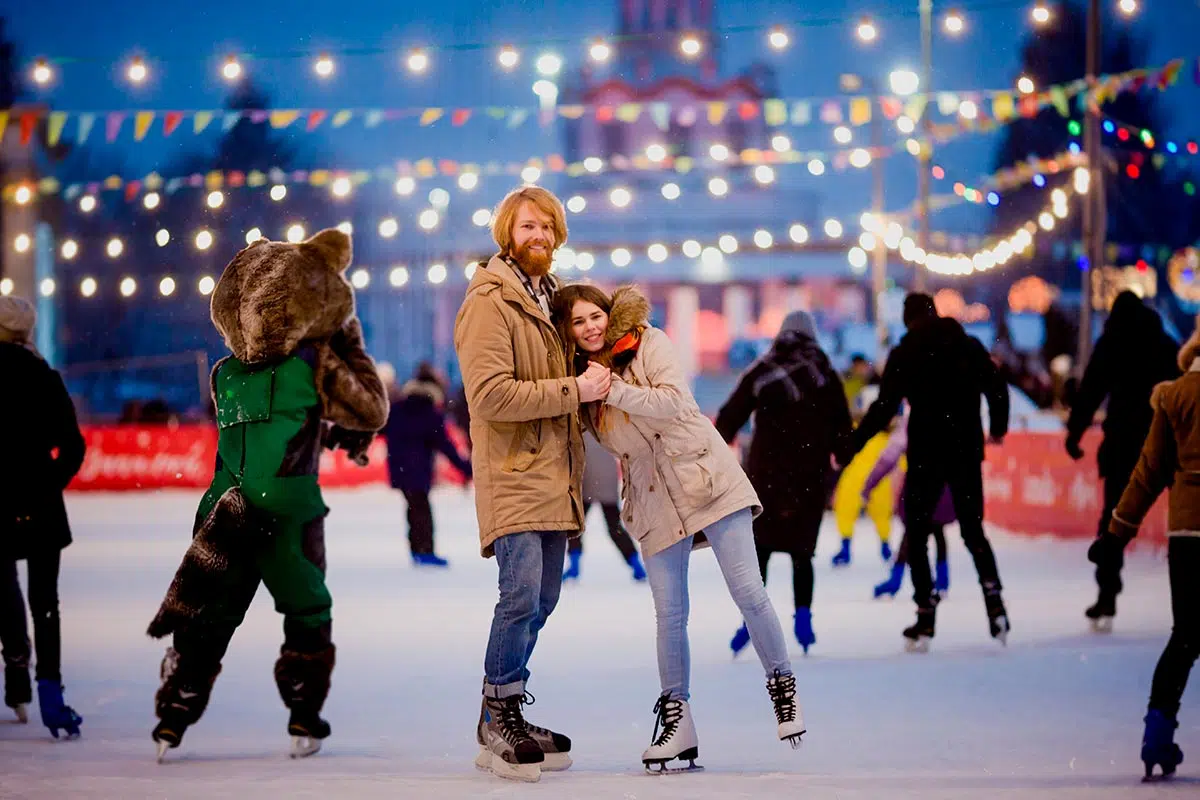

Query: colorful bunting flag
left=193, top=111, right=213, bottom=134
left=849, top=97, right=871, bottom=126
left=306, top=110, right=327, bottom=131
left=419, top=108, right=443, bottom=126
left=163, top=112, right=184, bottom=136
left=105, top=113, right=125, bottom=143
left=134, top=111, right=155, bottom=141
left=47, top=112, right=67, bottom=147
left=269, top=110, right=300, bottom=129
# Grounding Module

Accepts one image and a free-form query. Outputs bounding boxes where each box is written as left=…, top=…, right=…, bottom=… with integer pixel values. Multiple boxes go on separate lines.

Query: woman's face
left=570, top=300, right=609, bottom=353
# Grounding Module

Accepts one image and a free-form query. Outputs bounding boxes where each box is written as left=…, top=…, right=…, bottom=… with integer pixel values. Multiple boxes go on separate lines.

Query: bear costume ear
left=303, top=228, right=352, bottom=274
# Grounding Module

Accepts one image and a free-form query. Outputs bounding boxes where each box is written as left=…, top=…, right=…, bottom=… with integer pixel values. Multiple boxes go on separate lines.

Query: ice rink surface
left=1, top=486, right=1196, bottom=798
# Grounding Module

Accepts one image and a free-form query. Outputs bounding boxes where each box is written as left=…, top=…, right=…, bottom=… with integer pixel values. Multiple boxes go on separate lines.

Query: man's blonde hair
left=491, top=186, right=569, bottom=256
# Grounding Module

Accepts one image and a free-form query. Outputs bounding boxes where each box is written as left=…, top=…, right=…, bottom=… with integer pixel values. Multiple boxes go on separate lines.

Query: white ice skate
left=1089, top=615, right=1114, bottom=634
left=642, top=694, right=703, bottom=774
left=155, top=740, right=171, bottom=763
left=290, top=735, right=322, bottom=758
left=767, top=671, right=805, bottom=748
left=11, top=703, right=28, bottom=724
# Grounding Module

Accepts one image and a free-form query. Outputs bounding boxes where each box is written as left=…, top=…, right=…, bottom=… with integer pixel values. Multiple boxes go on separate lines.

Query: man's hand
left=1065, top=434, right=1084, bottom=462
left=577, top=362, right=612, bottom=403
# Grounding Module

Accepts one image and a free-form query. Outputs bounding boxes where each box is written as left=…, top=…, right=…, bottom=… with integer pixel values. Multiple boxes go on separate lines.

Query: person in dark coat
left=563, top=431, right=647, bottom=582
left=384, top=363, right=472, bottom=567
left=1065, top=290, right=1180, bottom=630
left=850, top=293, right=1010, bottom=652
left=716, top=309, right=854, bottom=655
left=0, top=297, right=86, bottom=736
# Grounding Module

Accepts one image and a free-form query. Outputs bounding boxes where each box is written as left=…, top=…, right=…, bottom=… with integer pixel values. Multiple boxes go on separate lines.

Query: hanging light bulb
left=767, top=26, right=790, bottom=50
left=609, top=187, right=633, bottom=208
left=14, top=185, right=33, bottom=205
left=127, top=57, right=148, bottom=84
left=159, top=277, right=177, bottom=297
left=314, top=54, right=335, bottom=78
left=536, top=52, right=562, bottom=76
left=943, top=9, right=966, bottom=35
left=406, top=49, right=429, bottom=74
left=198, top=275, right=216, bottom=296
left=1017, top=75, right=1035, bottom=94
left=60, top=239, right=79, bottom=260
left=80, top=277, right=97, bottom=297
left=143, top=191, right=161, bottom=210
left=221, top=56, right=242, bottom=81
left=1031, top=3, right=1052, bottom=26
left=79, top=195, right=97, bottom=213
left=772, top=134, right=791, bottom=152
left=856, top=17, right=878, bottom=43
left=32, top=59, right=54, bottom=85
left=589, top=39, right=612, bottom=63
left=206, top=190, right=224, bottom=209
left=195, top=230, right=214, bottom=250
left=269, top=184, right=287, bottom=202
left=331, top=176, right=353, bottom=198
left=286, top=224, right=306, bottom=243
left=497, top=46, right=520, bottom=70
left=106, top=237, right=124, bottom=258
left=679, top=33, right=703, bottom=58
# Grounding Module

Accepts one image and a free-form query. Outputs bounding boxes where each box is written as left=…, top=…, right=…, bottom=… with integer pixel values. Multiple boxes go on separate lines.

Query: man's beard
left=514, top=241, right=553, bottom=276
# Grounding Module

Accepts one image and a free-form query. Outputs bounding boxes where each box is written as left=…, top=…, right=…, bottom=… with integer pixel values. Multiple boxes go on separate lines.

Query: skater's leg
left=519, top=532, right=567, bottom=685
left=25, top=550, right=62, bottom=684
left=793, top=556, right=814, bottom=609
left=832, top=466, right=864, bottom=541
left=866, top=473, right=894, bottom=545
left=601, top=502, right=638, bottom=562
left=902, top=461, right=941, bottom=611
left=644, top=536, right=694, bottom=701
left=1147, top=537, right=1200, bottom=719
left=483, top=531, right=564, bottom=698
left=706, top=509, right=792, bottom=678
left=1094, top=458, right=1134, bottom=601
left=932, top=525, right=948, bottom=566
left=402, top=489, right=435, bottom=556
left=945, top=461, right=1001, bottom=593
left=0, top=558, right=32, bottom=710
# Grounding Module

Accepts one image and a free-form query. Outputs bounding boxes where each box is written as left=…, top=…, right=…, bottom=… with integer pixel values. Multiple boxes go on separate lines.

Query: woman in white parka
left=553, top=283, right=804, bottom=772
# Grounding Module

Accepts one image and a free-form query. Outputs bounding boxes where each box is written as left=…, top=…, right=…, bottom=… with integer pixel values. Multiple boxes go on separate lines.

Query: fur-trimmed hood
left=211, top=228, right=356, bottom=364
left=604, top=285, right=652, bottom=345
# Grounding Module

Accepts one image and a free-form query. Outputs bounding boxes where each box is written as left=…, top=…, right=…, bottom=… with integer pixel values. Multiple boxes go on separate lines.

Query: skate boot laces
left=650, top=693, right=684, bottom=747
left=491, top=694, right=536, bottom=749
left=767, top=670, right=798, bottom=724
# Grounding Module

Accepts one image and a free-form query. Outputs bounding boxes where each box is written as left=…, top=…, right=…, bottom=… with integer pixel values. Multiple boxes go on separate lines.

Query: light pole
left=1077, top=0, right=1103, bottom=370
left=915, top=0, right=934, bottom=294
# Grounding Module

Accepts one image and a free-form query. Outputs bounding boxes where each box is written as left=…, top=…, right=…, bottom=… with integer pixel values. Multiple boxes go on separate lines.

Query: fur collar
left=605, top=285, right=651, bottom=345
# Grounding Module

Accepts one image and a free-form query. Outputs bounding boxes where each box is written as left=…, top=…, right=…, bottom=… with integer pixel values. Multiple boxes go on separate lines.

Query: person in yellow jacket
left=831, top=384, right=895, bottom=566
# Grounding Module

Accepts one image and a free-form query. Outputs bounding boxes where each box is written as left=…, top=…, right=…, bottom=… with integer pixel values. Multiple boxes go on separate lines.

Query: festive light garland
left=922, top=150, right=1087, bottom=214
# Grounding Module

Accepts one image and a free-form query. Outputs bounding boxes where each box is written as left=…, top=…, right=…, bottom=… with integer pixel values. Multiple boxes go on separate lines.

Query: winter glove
left=324, top=425, right=375, bottom=466
left=1065, top=434, right=1085, bottom=462
left=1087, top=532, right=1131, bottom=568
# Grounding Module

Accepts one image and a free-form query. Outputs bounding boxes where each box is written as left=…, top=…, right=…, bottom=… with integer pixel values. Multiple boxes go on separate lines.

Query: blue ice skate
left=880, top=540, right=892, bottom=562
left=562, top=551, right=581, bottom=582
left=730, top=623, right=750, bottom=657
left=627, top=552, right=647, bottom=582
left=794, top=608, right=815, bottom=654
left=1142, top=709, right=1184, bottom=782
left=873, top=561, right=905, bottom=599
left=37, top=680, right=81, bottom=739
left=831, top=539, right=851, bottom=567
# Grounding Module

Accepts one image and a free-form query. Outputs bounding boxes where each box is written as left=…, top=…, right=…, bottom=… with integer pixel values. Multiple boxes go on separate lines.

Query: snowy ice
left=0, top=486, right=1195, bottom=798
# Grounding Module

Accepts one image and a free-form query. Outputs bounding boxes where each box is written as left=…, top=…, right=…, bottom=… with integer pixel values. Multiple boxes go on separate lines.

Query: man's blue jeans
left=483, top=531, right=568, bottom=698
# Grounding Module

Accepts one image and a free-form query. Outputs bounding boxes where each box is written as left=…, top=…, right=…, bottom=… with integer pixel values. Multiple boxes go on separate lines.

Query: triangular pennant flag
left=331, top=110, right=352, bottom=128
left=615, top=103, right=641, bottom=123
left=678, top=106, right=698, bottom=127
left=451, top=109, right=471, bottom=126
left=437, top=160, right=458, bottom=175
left=849, top=97, right=871, bottom=126
left=193, top=111, right=213, bottom=134
left=47, top=112, right=67, bottom=147
left=675, top=156, right=694, bottom=173
left=0, top=111, right=7, bottom=143
left=937, top=93, right=960, bottom=115
left=226, top=171, right=245, bottom=188
left=205, top=171, right=224, bottom=190
left=165, top=177, right=183, bottom=193
left=269, top=110, right=299, bottom=129
left=737, top=101, right=759, bottom=120
left=163, top=112, right=183, bottom=136
left=105, top=112, right=125, bottom=143
left=104, top=174, right=123, bottom=190
left=819, top=101, right=842, bottom=124
left=364, top=110, right=384, bottom=128
left=1019, top=95, right=1040, bottom=118
left=308, top=170, right=330, bottom=186
left=77, top=112, right=95, bottom=143
left=222, top=111, right=242, bottom=132
left=992, top=92, right=1015, bottom=122
left=650, top=102, right=670, bottom=130
left=903, top=96, right=927, bottom=123
left=415, top=158, right=436, bottom=177
left=879, top=97, right=903, bottom=119
left=249, top=109, right=269, bottom=124
left=306, top=110, right=327, bottom=131
left=595, top=106, right=614, bottom=123
left=557, top=105, right=586, bottom=120
left=19, top=112, right=38, bottom=146
left=124, top=181, right=141, bottom=203
left=486, top=107, right=507, bottom=120
left=707, top=102, right=727, bottom=125
left=764, top=99, right=787, bottom=127
left=419, top=108, right=443, bottom=126
left=547, top=154, right=566, bottom=172
left=144, top=172, right=163, bottom=190
left=507, top=109, right=529, bottom=128
left=790, top=101, right=811, bottom=125
left=134, top=111, right=155, bottom=141
left=1049, top=86, right=1070, bottom=117
left=246, top=170, right=266, bottom=187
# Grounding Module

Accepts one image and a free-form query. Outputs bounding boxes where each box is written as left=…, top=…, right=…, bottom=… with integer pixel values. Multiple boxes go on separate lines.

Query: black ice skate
left=984, top=587, right=1010, bottom=646
left=288, top=710, right=331, bottom=758
left=5, top=660, right=31, bottom=724
left=475, top=693, right=572, bottom=773
left=903, top=607, right=936, bottom=653
left=642, top=693, right=703, bottom=774
left=1085, top=593, right=1116, bottom=633
left=476, top=694, right=545, bottom=782
left=767, top=670, right=805, bottom=748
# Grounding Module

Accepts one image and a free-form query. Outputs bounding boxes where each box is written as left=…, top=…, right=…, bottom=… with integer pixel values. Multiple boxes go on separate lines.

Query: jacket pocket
left=501, top=420, right=542, bottom=473
left=660, top=436, right=717, bottom=501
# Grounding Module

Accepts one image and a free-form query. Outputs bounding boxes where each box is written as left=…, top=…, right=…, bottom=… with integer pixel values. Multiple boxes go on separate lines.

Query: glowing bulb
left=897, top=116, right=915, bottom=134
left=532, top=80, right=558, bottom=101
left=195, top=230, right=213, bottom=250
left=521, top=166, right=542, bottom=184
left=849, top=148, right=872, bottom=168
left=1038, top=211, right=1055, bottom=230
left=567, top=195, right=587, bottom=213
left=707, top=177, right=729, bottom=197
left=60, top=239, right=78, bottom=260
left=119, top=277, right=137, bottom=297
left=1017, top=75, right=1035, bottom=94
left=959, top=100, right=978, bottom=120
left=648, top=243, right=669, bottom=263
left=943, top=9, right=966, bottom=35
left=428, top=187, right=450, bottom=208
left=286, top=224, right=305, bottom=243
left=754, top=230, right=774, bottom=249
left=197, top=275, right=215, bottom=296
left=0, top=279, right=10, bottom=296
left=754, top=165, right=776, bottom=184
left=394, top=176, right=416, bottom=196
left=646, top=143, right=667, bottom=162
left=772, top=134, right=791, bottom=152
left=589, top=39, right=612, bottom=63
left=314, top=54, right=334, bottom=78
left=222, top=56, right=242, bottom=81
left=768, top=26, right=790, bottom=50
left=577, top=252, right=595, bottom=271
left=824, top=219, right=844, bottom=238
left=127, top=58, right=148, bottom=84
left=350, top=269, right=370, bottom=289
left=427, top=263, right=447, bottom=284
left=709, top=143, right=730, bottom=161
left=661, top=182, right=681, bottom=200
left=419, top=209, right=440, bottom=230
left=472, top=208, right=492, bottom=227
left=856, top=18, right=878, bottom=43
left=331, top=177, right=352, bottom=198
left=1074, top=167, right=1090, bottom=194
left=389, top=266, right=410, bottom=287
left=14, top=185, right=33, bottom=205
left=906, top=138, right=922, bottom=156
left=106, top=237, right=124, bottom=258
left=498, top=46, right=520, bottom=70
left=159, top=277, right=176, bottom=297
left=889, top=70, right=919, bottom=97
left=701, top=247, right=723, bottom=269
left=13, top=234, right=31, bottom=254
left=859, top=232, right=878, bottom=251
left=270, top=184, right=287, bottom=201
left=1118, top=0, right=1137, bottom=16
left=584, top=157, right=604, bottom=173
left=833, top=126, right=852, bottom=145
left=79, top=195, right=97, bottom=213
left=808, top=159, right=826, bottom=176
left=848, top=247, right=869, bottom=271
left=458, top=172, right=479, bottom=191
left=789, top=224, right=809, bottom=244
left=1031, top=4, right=1052, bottom=25
left=465, top=262, right=478, bottom=280
left=245, top=227, right=263, bottom=244
left=611, top=248, right=632, bottom=267
left=336, top=221, right=353, bottom=235
left=1053, top=203, right=1069, bottom=219
left=719, top=234, right=739, bottom=254
left=156, top=228, right=170, bottom=247
left=536, top=52, right=562, bottom=76
left=610, top=187, right=632, bottom=208
left=206, top=190, right=224, bottom=209
left=1051, top=188, right=1067, bottom=206
left=407, top=49, right=429, bottom=74
left=679, top=34, right=702, bottom=58
left=32, top=59, right=53, bottom=85
left=142, top=191, right=161, bottom=210
left=80, top=277, right=97, bottom=297
left=682, top=240, right=702, bottom=258
left=38, top=278, right=55, bottom=297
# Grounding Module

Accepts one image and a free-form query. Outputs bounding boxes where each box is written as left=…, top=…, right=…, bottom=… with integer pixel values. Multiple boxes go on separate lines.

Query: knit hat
left=0, top=296, right=36, bottom=345
left=778, top=309, right=817, bottom=340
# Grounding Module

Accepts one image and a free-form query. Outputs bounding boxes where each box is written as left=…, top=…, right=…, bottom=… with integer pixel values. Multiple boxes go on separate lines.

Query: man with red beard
left=454, top=186, right=611, bottom=782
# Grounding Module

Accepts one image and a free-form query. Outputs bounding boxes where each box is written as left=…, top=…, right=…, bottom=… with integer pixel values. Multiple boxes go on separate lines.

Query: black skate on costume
left=152, top=647, right=222, bottom=761
left=983, top=583, right=1010, bottom=645
left=904, top=605, right=937, bottom=653
left=1085, top=592, right=1116, bottom=633
left=275, top=644, right=336, bottom=758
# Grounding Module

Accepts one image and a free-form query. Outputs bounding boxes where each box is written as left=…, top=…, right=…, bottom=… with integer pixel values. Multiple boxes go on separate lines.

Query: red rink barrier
left=67, top=425, right=1164, bottom=545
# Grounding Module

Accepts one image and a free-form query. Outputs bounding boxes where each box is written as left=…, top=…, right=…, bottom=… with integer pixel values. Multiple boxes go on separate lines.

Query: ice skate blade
left=1143, top=764, right=1177, bottom=783
left=290, top=735, right=321, bottom=758
left=644, top=759, right=704, bottom=775
left=1090, top=616, right=1114, bottom=634
left=12, top=703, right=28, bottom=724
left=479, top=750, right=541, bottom=782
left=155, top=740, right=171, bottom=763
left=783, top=734, right=804, bottom=750
left=904, top=636, right=931, bottom=653
left=541, top=751, right=572, bottom=771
